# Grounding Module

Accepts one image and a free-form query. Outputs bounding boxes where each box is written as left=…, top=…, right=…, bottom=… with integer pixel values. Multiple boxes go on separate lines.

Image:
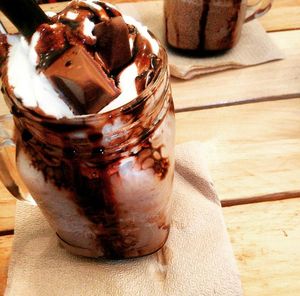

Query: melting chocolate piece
left=36, top=23, right=69, bottom=69
left=57, top=8, right=98, bottom=46
left=44, top=45, right=120, bottom=114
left=93, top=16, right=132, bottom=71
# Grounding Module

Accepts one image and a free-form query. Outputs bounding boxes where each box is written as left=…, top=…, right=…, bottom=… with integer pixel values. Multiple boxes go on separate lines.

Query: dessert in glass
left=0, top=0, right=175, bottom=259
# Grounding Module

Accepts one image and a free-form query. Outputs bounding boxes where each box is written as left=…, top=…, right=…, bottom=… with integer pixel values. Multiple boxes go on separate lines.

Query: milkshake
left=0, top=0, right=175, bottom=259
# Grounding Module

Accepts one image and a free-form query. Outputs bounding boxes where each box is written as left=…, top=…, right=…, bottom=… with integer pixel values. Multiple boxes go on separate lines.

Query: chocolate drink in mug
left=164, top=0, right=273, bottom=51
left=0, top=0, right=175, bottom=259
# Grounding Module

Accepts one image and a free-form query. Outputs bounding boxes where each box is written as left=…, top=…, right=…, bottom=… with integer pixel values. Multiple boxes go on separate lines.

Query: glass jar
left=0, top=45, right=175, bottom=259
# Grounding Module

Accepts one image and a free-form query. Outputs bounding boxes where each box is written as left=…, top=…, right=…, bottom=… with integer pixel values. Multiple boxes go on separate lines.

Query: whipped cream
left=7, top=35, right=74, bottom=119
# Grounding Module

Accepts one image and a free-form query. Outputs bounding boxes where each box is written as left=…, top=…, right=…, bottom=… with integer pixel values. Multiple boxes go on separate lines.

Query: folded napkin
left=5, top=142, right=242, bottom=296
left=118, top=1, right=284, bottom=79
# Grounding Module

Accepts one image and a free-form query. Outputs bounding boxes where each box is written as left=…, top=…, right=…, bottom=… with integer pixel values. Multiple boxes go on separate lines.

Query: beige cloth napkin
left=5, top=142, right=242, bottom=296
left=118, top=1, right=284, bottom=79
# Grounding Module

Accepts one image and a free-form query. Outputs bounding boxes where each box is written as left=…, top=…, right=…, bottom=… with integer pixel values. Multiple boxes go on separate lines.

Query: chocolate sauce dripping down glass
left=198, top=2, right=209, bottom=50
left=0, top=0, right=49, bottom=39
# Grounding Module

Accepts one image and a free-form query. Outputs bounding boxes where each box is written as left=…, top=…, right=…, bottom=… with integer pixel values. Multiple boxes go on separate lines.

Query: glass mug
left=0, top=44, right=175, bottom=259
left=164, top=0, right=273, bottom=51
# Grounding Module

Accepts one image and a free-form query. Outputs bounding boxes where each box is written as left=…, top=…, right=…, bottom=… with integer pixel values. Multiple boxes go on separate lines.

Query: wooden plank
left=260, top=0, right=300, bottom=31
left=0, top=199, right=299, bottom=295
left=4, top=26, right=294, bottom=112
left=0, top=103, right=15, bottom=234
left=0, top=235, right=13, bottom=296
left=0, top=0, right=299, bottom=33
left=176, top=98, right=300, bottom=201
left=0, top=192, right=15, bottom=233
left=224, top=198, right=300, bottom=296
left=172, top=29, right=300, bottom=111
left=1, top=99, right=300, bottom=231
left=39, top=0, right=300, bottom=33
left=0, top=0, right=156, bottom=34
left=0, top=3, right=299, bottom=111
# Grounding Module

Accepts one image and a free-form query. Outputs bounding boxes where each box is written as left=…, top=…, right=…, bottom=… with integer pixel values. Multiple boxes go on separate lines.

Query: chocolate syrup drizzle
left=198, top=1, right=210, bottom=50
left=221, top=2, right=241, bottom=49
left=198, top=0, right=244, bottom=50
left=13, top=101, right=172, bottom=258
left=2, top=59, right=172, bottom=260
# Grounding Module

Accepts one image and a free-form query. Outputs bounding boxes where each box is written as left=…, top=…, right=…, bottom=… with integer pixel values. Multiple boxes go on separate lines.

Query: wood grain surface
left=0, top=1, right=299, bottom=295
left=176, top=98, right=300, bottom=201
left=0, top=194, right=15, bottom=234
left=1, top=198, right=299, bottom=296
left=1, top=28, right=300, bottom=115
left=0, top=235, right=13, bottom=296
left=2, top=98, right=300, bottom=233
left=1, top=1, right=299, bottom=110
left=1, top=98, right=300, bottom=228
left=172, top=30, right=300, bottom=112
left=0, top=0, right=299, bottom=33
left=260, top=0, right=300, bottom=31
left=224, top=198, right=300, bottom=296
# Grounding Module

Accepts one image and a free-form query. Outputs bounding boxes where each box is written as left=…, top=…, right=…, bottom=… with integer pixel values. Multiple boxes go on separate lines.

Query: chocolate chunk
left=44, top=45, right=120, bottom=114
left=93, top=16, right=132, bottom=71
left=57, top=8, right=98, bottom=46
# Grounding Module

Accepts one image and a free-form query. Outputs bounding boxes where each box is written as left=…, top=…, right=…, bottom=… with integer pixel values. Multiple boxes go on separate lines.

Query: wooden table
left=1, top=1, right=300, bottom=295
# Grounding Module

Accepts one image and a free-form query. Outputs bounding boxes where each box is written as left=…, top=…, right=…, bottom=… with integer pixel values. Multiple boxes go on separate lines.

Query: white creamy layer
left=6, top=3, right=159, bottom=119
left=7, top=35, right=74, bottom=119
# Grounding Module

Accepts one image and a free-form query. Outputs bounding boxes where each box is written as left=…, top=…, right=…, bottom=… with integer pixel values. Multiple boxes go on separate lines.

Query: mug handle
left=245, top=0, right=273, bottom=23
left=0, top=114, right=35, bottom=204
